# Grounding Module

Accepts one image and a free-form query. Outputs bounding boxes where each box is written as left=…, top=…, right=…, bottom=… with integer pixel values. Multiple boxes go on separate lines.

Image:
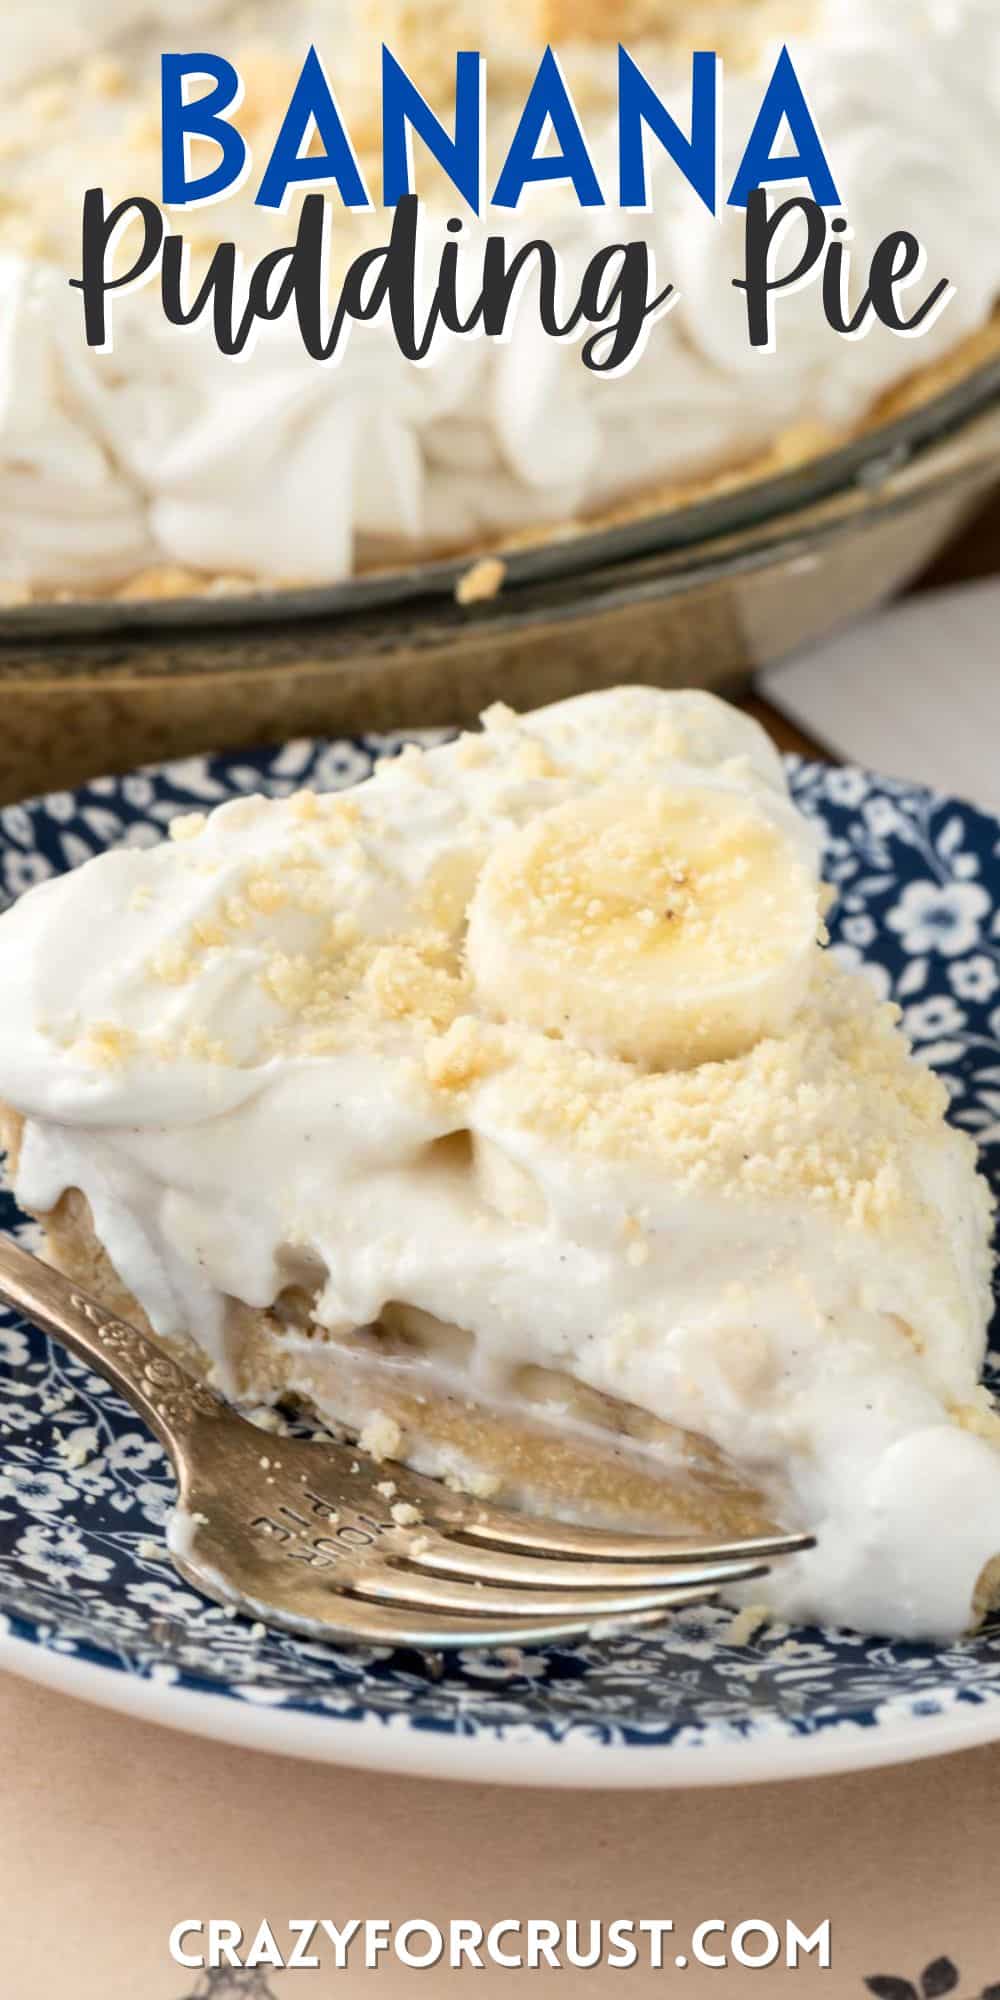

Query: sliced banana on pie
left=465, top=784, right=823, bottom=1069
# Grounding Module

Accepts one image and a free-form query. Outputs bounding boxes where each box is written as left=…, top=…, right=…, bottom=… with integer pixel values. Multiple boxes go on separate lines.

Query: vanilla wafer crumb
left=359, top=1412, right=403, bottom=1462
left=455, top=555, right=506, bottom=606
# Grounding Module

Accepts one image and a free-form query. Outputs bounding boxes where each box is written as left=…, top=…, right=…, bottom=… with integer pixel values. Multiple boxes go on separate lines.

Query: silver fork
left=0, top=1239, right=812, bottom=1651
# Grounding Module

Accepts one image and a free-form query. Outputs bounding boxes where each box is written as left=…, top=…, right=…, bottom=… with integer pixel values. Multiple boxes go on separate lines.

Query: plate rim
left=4, top=1630, right=1000, bottom=1788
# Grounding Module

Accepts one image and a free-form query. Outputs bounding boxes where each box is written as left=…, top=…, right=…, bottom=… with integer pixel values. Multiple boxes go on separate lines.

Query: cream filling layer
left=11, top=1076, right=1000, bottom=1642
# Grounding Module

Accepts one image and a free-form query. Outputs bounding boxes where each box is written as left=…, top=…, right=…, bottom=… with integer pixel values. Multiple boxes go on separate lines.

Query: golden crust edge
left=3, top=1098, right=999, bottom=1623
left=0, top=1104, right=771, bottom=1536
left=17, top=317, right=1000, bottom=613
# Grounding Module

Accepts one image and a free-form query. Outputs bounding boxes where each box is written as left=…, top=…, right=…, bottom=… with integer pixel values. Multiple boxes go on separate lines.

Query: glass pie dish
left=1, top=346, right=998, bottom=804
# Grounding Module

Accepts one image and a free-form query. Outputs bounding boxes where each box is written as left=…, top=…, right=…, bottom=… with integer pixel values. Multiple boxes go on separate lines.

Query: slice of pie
left=1, top=688, right=998, bottom=1640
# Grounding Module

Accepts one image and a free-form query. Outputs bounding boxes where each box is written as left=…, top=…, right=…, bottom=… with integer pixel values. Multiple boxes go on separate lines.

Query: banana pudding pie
left=0, top=687, right=998, bottom=1641
left=1, top=0, right=999, bottom=598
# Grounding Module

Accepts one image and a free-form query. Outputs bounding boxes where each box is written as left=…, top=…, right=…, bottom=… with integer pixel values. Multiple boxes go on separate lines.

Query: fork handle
left=0, top=1236, right=223, bottom=1457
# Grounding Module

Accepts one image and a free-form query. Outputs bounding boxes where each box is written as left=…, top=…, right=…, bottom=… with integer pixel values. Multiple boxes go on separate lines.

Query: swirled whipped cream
left=0, top=687, right=996, bottom=1640
left=1, top=1, right=998, bottom=594
left=2, top=1, right=230, bottom=95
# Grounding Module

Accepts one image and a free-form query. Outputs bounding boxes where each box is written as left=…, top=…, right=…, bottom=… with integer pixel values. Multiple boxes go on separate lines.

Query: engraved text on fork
left=251, top=1488, right=398, bottom=1571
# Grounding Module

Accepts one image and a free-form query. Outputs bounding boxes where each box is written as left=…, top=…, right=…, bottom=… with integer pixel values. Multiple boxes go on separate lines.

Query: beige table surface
left=5, top=574, right=1000, bottom=2000
left=3, top=1668, right=1000, bottom=1998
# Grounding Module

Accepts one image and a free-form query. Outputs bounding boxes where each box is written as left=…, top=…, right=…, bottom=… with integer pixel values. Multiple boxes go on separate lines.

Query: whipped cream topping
left=0, top=686, right=995, bottom=1640
left=0, top=1, right=998, bottom=593
left=1, top=1, right=229, bottom=96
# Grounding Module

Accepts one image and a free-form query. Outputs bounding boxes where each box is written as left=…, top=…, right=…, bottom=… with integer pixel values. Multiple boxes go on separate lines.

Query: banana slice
left=466, top=785, right=822, bottom=1070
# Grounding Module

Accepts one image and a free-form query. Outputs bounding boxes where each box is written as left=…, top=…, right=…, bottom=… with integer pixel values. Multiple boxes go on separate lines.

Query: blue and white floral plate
left=1, top=735, right=999, bottom=1790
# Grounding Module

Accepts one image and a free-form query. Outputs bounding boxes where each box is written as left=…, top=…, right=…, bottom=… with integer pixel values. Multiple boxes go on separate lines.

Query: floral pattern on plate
left=1, top=737, right=999, bottom=1758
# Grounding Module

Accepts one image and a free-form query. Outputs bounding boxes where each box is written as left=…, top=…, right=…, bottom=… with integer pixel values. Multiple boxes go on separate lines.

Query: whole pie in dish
left=1, top=0, right=998, bottom=600
left=0, top=687, right=998, bottom=1640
